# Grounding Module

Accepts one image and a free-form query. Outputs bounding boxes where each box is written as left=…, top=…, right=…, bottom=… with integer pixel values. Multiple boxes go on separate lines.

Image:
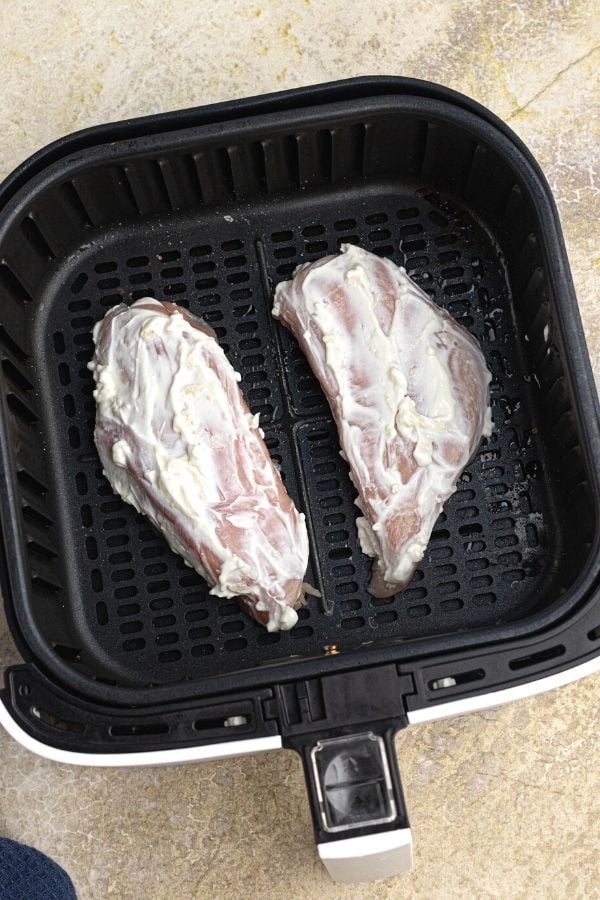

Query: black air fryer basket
left=1, top=78, right=599, bottom=881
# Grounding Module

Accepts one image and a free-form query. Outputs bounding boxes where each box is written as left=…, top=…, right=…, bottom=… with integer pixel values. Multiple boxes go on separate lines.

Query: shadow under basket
left=0, top=78, right=598, bottom=711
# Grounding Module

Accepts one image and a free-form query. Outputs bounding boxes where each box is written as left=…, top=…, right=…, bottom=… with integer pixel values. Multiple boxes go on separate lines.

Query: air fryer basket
left=1, top=82, right=599, bottom=707
left=19, top=191, right=573, bottom=686
left=1, top=77, right=599, bottom=882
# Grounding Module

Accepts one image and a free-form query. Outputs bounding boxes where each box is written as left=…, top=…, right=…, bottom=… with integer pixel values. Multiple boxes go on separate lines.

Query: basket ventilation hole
left=31, top=706, right=85, bottom=733
left=193, top=714, right=250, bottom=732
left=508, top=644, right=565, bottom=671
left=429, top=668, right=485, bottom=691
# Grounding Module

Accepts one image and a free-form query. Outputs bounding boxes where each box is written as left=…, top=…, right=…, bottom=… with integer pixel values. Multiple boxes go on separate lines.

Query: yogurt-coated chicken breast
left=90, top=298, right=309, bottom=631
left=273, top=245, right=491, bottom=597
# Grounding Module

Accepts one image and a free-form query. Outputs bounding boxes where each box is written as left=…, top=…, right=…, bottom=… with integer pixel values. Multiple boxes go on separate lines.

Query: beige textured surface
left=1, top=1, right=599, bottom=898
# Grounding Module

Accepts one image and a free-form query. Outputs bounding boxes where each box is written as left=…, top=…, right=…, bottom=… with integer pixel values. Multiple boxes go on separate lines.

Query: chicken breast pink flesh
left=90, top=298, right=309, bottom=631
left=273, top=244, right=492, bottom=598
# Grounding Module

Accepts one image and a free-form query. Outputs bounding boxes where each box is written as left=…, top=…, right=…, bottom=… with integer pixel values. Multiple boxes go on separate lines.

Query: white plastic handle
left=318, top=829, right=412, bottom=883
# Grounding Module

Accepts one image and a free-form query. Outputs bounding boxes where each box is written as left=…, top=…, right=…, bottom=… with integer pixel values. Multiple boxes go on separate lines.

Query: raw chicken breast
left=273, top=244, right=492, bottom=597
left=90, top=298, right=309, bottom=631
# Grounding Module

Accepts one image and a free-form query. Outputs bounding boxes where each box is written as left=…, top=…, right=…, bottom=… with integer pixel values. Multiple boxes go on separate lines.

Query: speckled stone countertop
left=1, top=2, right=599, bottom=898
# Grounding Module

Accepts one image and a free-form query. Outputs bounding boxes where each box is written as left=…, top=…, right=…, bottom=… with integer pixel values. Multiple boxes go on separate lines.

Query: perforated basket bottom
left=34, top=184, right=556, bottom=686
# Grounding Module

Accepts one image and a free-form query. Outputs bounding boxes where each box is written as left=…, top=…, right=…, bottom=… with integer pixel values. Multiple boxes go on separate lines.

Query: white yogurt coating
left=90, top=298, right=309, bottom=631
left=274, top=244, right=492, bottom=596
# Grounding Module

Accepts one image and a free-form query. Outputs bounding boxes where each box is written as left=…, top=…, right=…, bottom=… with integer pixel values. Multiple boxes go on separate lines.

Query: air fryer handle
left=296, top=728, right=412, bottom=883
